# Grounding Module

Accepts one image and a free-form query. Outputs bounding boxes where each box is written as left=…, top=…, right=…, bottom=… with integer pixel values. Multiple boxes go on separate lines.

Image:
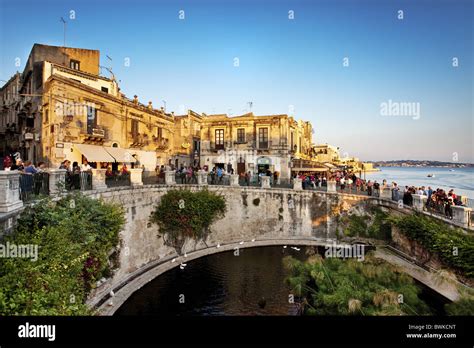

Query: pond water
left=115, top=246, right=448, bottom=316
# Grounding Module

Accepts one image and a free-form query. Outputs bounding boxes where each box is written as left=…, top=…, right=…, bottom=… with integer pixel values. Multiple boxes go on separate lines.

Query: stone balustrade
left=129, top=168, right=143, bottom=186
left=47, top=169, right=67, bottom=194
left=326, top=180, right=336, bottom=193
left=293, top=177, right=302, bottom=190
left=197, top=170, right=208, bottom=185
left=452, top=205, right=472, bottom=229
left=91, top=169, right=108, bottom=190
left=411, top=194, right=428, bottom=211
left=164, top=170, right=176, bottom=185
left=261, top=175, right=271, bottom=189
left=230, top=174, right=239, bottom=187
left=0, top=171, right=23, bottom=213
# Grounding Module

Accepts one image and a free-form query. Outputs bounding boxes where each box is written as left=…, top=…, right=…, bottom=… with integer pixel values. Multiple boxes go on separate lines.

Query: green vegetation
left=0, top=193, right=125, bottom=315
left=150, top=189, right=226, bottom=253
left=445, top=297, right=474, bottom=315
left=343, top=207, right=391, bottom=240
left=390, top=213, right=474, bottom=278
left=284, top=253, right=432, bottom=316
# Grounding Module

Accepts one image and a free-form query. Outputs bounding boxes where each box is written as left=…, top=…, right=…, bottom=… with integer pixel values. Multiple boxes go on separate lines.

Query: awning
left=74, top=143, right=115, bottom=162
left=323, top=162, right=337, bottom=169
left=104, top=147, right=137, bottom=163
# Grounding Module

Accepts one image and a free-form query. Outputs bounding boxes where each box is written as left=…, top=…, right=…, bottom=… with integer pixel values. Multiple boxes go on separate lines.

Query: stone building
left=199, top=112, right=316, bottom=180
left=7, top=44, right=102, bottom=162
left=0, top=73, right=21, bottom=158
left=41, top=65, right=174, bottom=170
left=171, top=110, right=202, bottom=168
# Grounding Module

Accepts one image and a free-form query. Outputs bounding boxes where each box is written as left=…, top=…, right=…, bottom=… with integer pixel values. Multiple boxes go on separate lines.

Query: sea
left=365, top=166, right=474, bottom=203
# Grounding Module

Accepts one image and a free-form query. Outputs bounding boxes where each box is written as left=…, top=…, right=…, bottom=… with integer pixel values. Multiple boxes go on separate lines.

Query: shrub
left=0, top=192, right=125, bottom=315
left=390, top=213, right=474, bottom=278
left=445, top=297, right=474, bottom=315
left=150, top=189, right=226, bottom=253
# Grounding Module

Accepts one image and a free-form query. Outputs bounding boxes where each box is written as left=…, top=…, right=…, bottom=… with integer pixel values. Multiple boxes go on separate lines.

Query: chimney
left=133, top=95, right=138, bottom=105
left=148, top=101, right=153, bottom=109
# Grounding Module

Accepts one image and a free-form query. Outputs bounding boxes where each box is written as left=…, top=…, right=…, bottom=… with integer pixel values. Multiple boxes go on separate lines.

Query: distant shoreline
left=368, top=161, right=473, bottom=168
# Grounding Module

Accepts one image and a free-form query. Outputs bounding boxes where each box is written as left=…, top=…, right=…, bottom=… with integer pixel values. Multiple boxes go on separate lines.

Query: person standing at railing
left=36, top=162, right=46, bottom=172
left=120, top=163, right=130, bottom=176
left=392, top=182, right=400, bottom=201
left=11, top=158, right=24, bottom=171
left=80, top=159, right=92, bottom=171
left=340, top=177, right=345, bottom=192
left=106, top=166, right=114, bottom=178
left=347, top=177, right=353, bottom=192
left=445, top=196, right=454, bottom=220
left=23, top=161, right=38, bottom=175
left=187, top=166, right=194, bottom=184
left=367, top=180, right=373, bottom=196
left=3, top=155, right=12, bottom=170
left=217, top=167, right=223, bottom=184
left=373, top=180, right=380, bottom=197
left=244, top=171, right=251, bottom=186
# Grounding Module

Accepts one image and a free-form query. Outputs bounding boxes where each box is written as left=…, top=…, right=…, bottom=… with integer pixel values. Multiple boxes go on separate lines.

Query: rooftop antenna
left=60, top=17, right=67, bottom=65
left=60, top=17, right=66, bottom=47
left=100, top=55, right=116, bottom=81
left=162, top=100, right=166, bottom=112
left=100, top=66, right=116, bottom=81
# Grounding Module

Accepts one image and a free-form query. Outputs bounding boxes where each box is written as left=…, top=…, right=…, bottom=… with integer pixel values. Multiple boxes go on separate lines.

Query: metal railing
left=67, top=172, right=93, bottom=191
left=105, top=173, right=131, bottom=188
left=19, top=172, right=49, bottom=201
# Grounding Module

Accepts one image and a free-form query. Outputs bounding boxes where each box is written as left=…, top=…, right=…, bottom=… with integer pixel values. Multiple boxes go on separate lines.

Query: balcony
left=153, top=137, right=169, bottom=150
left=91, top=128, right=105, bottom=138
left=129, top=132, right=149, bottom=148
left=82, top=126, right=106, bottom=143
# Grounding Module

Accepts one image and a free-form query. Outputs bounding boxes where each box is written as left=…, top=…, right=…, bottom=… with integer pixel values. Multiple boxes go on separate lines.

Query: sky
left=0, top=0, right=472, bottom=162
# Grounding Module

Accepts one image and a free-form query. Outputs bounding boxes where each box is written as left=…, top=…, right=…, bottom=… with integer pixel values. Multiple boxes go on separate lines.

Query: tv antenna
left=60, top=17, right=66, bottom=47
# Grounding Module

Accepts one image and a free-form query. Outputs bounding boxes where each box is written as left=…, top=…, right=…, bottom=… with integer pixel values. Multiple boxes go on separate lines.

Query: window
left=131, top=119, right=139, bottom=137
left=215, top=129, right=224, bottom=149
left=290, top=131, right=294, bottom=151
left=157, top=127, right=163, bottom=139
left=87, top=106, right=97, bottom=134
left=258, top=128, right=268, bottom=149
left=101, top=87, right=109, bottom=93
left=70, top=59, right=80, bottom=70
left=237, top=128, right=245, bottom=143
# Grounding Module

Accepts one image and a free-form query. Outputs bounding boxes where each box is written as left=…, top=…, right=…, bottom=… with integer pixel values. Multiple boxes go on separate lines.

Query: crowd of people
left=2, top=151, right=469, bottom=221
left=292, top=169, right=467, bottom=220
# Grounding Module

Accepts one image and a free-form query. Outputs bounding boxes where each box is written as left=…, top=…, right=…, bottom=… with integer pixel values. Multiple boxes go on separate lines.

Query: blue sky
left=1, top=0, right=472, bottom=162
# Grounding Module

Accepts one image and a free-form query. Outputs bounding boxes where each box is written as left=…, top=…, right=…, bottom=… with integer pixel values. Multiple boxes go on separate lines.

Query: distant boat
left=449, top=169, right=455, bottom=172
left=427, top=174, right=435, bottom=178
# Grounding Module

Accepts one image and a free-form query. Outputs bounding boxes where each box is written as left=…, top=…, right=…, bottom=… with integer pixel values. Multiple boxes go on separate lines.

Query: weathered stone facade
left=199, top=113, right=315, bottom=179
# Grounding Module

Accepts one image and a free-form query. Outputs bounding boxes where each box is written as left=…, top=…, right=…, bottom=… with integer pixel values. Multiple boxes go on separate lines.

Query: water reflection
left=116, top=246, right=307, bottom=316
left=116, top=246, right=447, bottom=316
